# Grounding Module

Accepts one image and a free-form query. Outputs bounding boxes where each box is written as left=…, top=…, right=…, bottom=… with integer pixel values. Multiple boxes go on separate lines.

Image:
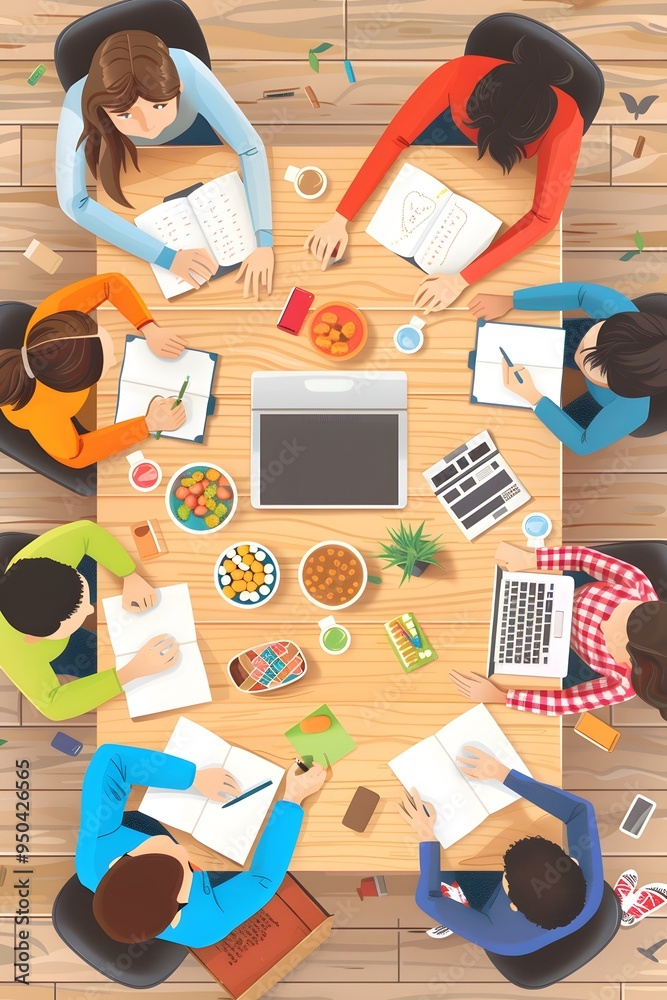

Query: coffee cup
left=127, top=450, right=162, bottom=493
left=284, top=164, right=327, bottom=200
left=318, top=615, right=351, bottom=655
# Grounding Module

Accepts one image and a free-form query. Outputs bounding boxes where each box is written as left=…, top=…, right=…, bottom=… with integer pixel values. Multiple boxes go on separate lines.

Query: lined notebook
left=469, top=319, right=566, bottom=409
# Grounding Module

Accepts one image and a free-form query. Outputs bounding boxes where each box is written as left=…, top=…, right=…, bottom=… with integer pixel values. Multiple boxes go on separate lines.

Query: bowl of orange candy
left=308, top=301, right=368, bottom=361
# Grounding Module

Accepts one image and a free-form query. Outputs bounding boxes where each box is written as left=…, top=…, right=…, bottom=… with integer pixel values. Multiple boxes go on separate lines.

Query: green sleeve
left=14, top=520, right=135, bottom=577
left=13, top=658, right=123, bottom=721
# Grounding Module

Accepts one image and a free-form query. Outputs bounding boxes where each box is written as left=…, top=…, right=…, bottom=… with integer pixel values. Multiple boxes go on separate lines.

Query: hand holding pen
left=500, top=353, right=542, bottom=407
left=154, top=375, right=190, bottom=440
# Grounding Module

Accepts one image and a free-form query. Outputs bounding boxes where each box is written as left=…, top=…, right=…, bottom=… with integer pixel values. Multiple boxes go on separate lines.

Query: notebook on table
left=114, top=335, right=217, bottom=443
left=366, top=163, right=502, bottom=274
left=140, top=716, right=285, bottom=866
left=102, top=583, right=212, bottom=719
left=469, top=319, right=566, bottom=409
left=388, top=704, right=532, bottom=849
left=135, top=171, right=257, bottom=299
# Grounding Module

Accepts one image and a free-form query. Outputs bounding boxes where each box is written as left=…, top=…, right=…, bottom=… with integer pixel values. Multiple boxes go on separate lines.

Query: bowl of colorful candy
left=214, top=541, right=280, bottom=607
left=165, top=463, right=237, bottom=534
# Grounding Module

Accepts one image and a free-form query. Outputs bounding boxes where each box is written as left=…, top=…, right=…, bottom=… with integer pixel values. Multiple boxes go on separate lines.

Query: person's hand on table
left=304, top=212, right=349, bottom=269
left=194, top=767, right=242, bottom=801
left=170, top=248, right=218, bottom=285
left=413, top=273, right=468, bottom=314
left=141, top=320, right=189, bottom=359
left=397, top=787, right=437, bottom=842
left=122, top=571, right=157, bottom=613
left=283, top=762, right=327, bottom=806
left=468, top=293, right=513, bottom=321
left=120, top=634, right=180, bottom=684
left=450, top=670, right=506, bottom=705
left=235, top=247, right=274, bottom=300
left=495, top=541, right=538, bottom=573
left=456, top=746, right=510, bottom=784
left=145, top=395, right=188, bottom=434
left=502, top=358, right=542, bottom=407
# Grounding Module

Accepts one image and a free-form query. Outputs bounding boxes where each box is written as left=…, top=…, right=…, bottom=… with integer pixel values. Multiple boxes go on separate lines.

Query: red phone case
left=277, top=287, right=314, bottom=335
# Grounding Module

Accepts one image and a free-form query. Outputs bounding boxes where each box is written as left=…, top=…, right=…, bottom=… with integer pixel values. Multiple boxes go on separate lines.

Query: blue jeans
left=437, top=871, right=503, bottom=910
left=51, top=555, right=97, bottom=679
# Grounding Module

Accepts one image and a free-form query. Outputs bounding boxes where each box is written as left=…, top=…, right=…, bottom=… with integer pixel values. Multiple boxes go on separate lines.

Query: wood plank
left=626, top=989, right=667, bottom=998
left=0, top=857, right=74, bottom=917
left=399, top=928, right=499, bottom=983
left=0, top=125, right=19, bottom=185
left=612, top=697, right=661, bottom=727
left=564, top=726, right=667, bottom=791
left=603, top=856, right=667, bottom=910
left=347, top=3, right=667, bottom=61
left=0, top=188, right=93, bottom=251
left=587, top=789, right=667, bottom=855
left=564, top=188, right=667, bottom=249
left=597, top=62, right=667, bottom=125
left=22, top=125, right=57, bottom=187
left=98, top=624, right=561, bottom=871
left=255, top=989, right=618, bottom=1000
left=58, top=988, right=224, bottom=1000
left=565, top=433, right=667, bottom=477
left=0, top=472, right=95, bottom=526
left=0, top=251, right=94, bottom=305
left=0, top=988, right=54, bottom=1000
left=0, top=671, right=21, bottom=727
left=20, top=696, right=96, bottom=729
left=0, top=729, right=93, bottom=790
left=296, top=872, right=425, bottom=929
left=282, top=928, right=397, bottom=982
left=563, top=706, right=612, bottom=729
left=564, top=473, right=667, bottom=542
left=96, top=145, right=559, bottom=310
left=612, top=125, right=667, bottom=185
left=0, top=789, right=79, bottom=855
left=574, top=125, right=611, bottom=186
left=543, top=917, right=667, bottom=982
left=562, top=251, right=667, bottom=301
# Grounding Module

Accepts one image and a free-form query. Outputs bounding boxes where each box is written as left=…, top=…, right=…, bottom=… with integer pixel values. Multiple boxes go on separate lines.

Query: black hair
left=503, top=835, right=586, bottom=929
left=465, top=35, right=574, bottom=174
left=583, top=311, right=667, bottom=397
left=0, top=557, right=84, bottom=636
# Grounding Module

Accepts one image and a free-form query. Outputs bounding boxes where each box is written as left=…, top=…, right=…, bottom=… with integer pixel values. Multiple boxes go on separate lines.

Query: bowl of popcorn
left=214, top=542, right=280, bottom=607
left=308, top=301, right=368, bottom=361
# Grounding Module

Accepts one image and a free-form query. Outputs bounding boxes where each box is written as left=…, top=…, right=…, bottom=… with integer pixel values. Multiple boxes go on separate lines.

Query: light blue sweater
left=77, top=745, right=302, bottom=948
left=56, top=49, right=273, bottom=270
left=513, top=282, right=650, bottom=456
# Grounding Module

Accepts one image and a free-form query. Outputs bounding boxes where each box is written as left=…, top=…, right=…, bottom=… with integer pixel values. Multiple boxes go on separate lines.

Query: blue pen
left=221, top=779, right=273, bottom=809
left=499, top=346, right=524, bottom=384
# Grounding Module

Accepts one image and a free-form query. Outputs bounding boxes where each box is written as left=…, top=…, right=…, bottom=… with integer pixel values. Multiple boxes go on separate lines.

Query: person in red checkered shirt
left=451, top=542, right=667, bottom=718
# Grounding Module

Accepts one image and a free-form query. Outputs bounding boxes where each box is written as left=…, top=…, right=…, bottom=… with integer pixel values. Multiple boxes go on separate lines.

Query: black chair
left=465, top=13, right=604, bottom=133
left=53, top=875, right=188, bottom=989
left=0, top=303, right=96, bottom=496
left=0, top=530, right=38, bottom=573
left=629, top=294, right=667, bottom=439
left=54, top=0, right=211, bottom=91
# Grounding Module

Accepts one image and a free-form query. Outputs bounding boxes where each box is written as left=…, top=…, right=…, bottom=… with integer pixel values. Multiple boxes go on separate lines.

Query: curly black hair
left=503, top=835, right=586, bottom=929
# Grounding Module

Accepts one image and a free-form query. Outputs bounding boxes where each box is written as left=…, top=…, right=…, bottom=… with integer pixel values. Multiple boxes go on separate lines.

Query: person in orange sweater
left=305, top=38, right=584, bottom=313
left=0, top=273, right=188, bottom=468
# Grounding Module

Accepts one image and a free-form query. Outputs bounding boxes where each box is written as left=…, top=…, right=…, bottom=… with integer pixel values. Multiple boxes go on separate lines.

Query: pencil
left=155, top=374, right=189, bottom=440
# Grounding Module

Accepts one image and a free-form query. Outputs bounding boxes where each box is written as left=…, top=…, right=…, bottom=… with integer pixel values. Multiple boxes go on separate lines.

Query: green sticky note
left=285, top=704, right=356, bottom=767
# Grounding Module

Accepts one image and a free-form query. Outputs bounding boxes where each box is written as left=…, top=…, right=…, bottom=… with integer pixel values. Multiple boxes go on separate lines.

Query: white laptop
left=487, top=567, right=574, bottom=679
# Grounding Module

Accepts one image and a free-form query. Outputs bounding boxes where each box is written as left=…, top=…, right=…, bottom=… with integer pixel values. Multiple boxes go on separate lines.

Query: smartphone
left=277, top=287, right=314, bottom=335
left=51, top=731, right=83, bottom=757
left=342, top=786, right=380, bottom=832
left=619, top=793, right=657, bottom=838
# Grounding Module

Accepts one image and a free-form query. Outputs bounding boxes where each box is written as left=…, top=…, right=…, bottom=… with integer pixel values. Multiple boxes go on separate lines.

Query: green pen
left=155, top=375, right=189, bottom=440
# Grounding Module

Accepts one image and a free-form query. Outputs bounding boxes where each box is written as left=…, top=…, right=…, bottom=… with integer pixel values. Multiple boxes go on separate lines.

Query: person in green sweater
left=0, top=520, right=179, bottom=721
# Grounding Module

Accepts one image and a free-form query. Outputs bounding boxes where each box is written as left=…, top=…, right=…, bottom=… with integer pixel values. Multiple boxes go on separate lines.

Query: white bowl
left=165, top=463, right=238, bottom=535
left=215, top=542, right=280, bottom=608
left=298, top=540, right=368, bottom=611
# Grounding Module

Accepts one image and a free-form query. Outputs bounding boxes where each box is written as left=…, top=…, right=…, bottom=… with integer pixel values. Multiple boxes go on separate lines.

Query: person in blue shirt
left=56, top=30, right=274, bottom=298
left=398, top=746, right=604, bottom=955
left=469, top=283, right=667, bottom=455
left=76, top=744, right=326, bottom=947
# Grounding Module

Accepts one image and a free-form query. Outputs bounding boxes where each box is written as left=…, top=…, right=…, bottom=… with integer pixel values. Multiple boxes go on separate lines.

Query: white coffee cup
left=284, top=164, right=327, bottom=200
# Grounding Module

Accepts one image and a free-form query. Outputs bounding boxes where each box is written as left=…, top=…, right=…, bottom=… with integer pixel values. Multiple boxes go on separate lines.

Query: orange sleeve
left=461, top=101, right=583, bottom=284
left=28, top=273, right=153, bottom=332
left=30, top=414, right=149, bottom=469
left=337, top=59, right=468, bottom=222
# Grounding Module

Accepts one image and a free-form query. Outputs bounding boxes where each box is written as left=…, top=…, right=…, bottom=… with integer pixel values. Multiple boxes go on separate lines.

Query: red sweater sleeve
left=337, top=59, right=468, bottom=222
left=461, top=98, right=583, bottom=283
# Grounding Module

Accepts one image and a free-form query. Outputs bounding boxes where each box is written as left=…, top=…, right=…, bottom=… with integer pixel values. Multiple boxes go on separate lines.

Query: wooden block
left=598, top=62, right=667, bottom=125
left=564, top=472, right=667, bottom=542
left=564, top=188, right=667, bottom=250
left=588, top=789, right=667, bottom=856
left=0, top=856, right=75, bottom=916
left=612, top=697, right=661, bottom=727
left=0, top=189, right=93, bottom=252
left=0, top=251, right=95, bottom=306
left=0, top=671, right=21, bottom=728
left=613, top=125, right=667, bottom=184
left=0, top=790, right=79, bottom=854
left=564, top=726, right=667, bottom=790
left=0, top=126, right=20, bottom=185
left=562, top=251, right=667, bottom=301
left=573, top=125, right=611, bottom=186
left=0, top=728, right=92, bottom=790
left=281, top=928, right=397, bottom=982
left=0, top=471, right=95, bottom=527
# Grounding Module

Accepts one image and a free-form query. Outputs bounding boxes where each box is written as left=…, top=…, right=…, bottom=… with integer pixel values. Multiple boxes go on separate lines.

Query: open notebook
left=114, top=336, right=217, bottom=443
left=469, top=319, right=566, bottom=409
left=388, top=704, right=532, bottom=849
left=135, top=171, right=257, bottom=299
left=102, top=584, right=212, bottom=719
left=366, top=163, right=501, bottom=274
left=140, top=717, right=285, bottom=866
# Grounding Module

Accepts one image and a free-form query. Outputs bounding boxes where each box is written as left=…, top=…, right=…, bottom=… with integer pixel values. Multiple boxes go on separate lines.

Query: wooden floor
left=1, top=1, right=667, bottom=996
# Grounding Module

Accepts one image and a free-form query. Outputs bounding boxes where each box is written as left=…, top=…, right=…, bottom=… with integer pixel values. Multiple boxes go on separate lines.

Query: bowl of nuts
left=308, top=301, right=368, bottom=361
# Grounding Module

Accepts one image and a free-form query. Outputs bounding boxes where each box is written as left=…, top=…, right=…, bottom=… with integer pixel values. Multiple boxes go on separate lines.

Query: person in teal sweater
left=76, top=745, right=326, bottom=947
left=469, top=283, right=667, bottom=455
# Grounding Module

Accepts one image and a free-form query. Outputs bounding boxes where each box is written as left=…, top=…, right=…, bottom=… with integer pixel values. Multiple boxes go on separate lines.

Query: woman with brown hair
left=56, top=30, right=273, bottom=298
left=0, top=273, right=187, bottom=468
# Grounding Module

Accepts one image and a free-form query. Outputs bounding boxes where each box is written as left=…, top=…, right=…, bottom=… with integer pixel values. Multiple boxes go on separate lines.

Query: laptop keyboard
left=497, top=580, right=555, bottom=666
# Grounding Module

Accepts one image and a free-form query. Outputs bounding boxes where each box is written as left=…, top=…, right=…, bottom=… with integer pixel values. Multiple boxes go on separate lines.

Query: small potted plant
left=375, top=521, right=443, bottom=585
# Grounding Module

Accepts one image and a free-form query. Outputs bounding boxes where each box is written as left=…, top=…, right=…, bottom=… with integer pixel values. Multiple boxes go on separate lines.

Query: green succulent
left=376, top=520, right=443, bottom=586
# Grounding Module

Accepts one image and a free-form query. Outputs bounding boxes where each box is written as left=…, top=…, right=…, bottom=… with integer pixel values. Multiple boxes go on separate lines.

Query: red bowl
left=308, top=301, right=368, bottom=361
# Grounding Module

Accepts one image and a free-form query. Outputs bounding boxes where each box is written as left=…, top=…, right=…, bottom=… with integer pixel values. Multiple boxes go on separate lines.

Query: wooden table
left=96, top=146, right=562, bottom=872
